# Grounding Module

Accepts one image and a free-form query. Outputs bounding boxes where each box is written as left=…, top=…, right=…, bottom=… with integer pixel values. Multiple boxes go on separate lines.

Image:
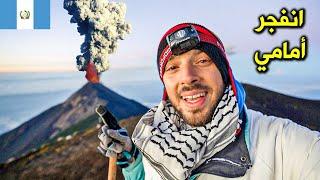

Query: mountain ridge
left=243, top=83, right=320, bottom=131
left=0, top=82, right=319, bottom=165
left=0, top=83, right=148, bottom=163
left=0, top=83, right=319, bottom=179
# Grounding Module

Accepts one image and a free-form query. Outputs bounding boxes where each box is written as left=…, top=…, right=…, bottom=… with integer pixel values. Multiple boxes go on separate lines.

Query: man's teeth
left=182, top=92, right=206, bottom=100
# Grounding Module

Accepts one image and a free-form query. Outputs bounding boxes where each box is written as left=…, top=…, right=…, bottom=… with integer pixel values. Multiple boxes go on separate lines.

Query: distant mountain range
left=0, top=82, right=319, bottom=179
left=0, top=83, right=148, bottom=164
left=243, top=84, right=320, bottom=131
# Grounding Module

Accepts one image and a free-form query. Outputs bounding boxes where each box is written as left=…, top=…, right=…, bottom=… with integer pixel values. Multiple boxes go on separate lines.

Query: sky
left=0, top=0, right=319, bottom=135
left=0, top=0, right=319, bottom=72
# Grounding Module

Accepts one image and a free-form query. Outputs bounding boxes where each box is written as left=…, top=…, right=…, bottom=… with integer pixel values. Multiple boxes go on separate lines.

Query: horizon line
left=0, top=65, right=155, bottom=73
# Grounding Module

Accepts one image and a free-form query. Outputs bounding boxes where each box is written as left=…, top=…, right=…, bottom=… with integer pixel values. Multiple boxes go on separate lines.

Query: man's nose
left=179, top=64, right=199, bottom=85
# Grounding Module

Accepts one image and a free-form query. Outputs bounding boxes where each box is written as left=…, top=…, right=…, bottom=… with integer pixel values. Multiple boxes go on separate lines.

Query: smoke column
left=64, top=0, right=131, bottom=77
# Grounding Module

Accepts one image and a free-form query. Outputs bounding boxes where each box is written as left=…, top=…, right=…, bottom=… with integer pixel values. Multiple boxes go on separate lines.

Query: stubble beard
left=176, top=104, right=215, bottom=127
left=169, top=84, right=224, bottom=127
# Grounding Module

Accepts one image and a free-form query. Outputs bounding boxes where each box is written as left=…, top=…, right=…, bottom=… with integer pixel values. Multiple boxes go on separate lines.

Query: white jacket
left=142, top=109, right=320, bottom=180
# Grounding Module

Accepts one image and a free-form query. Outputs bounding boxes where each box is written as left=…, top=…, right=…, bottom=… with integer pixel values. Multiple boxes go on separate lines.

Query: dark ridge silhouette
left=243, top=83, right=320, bottom=131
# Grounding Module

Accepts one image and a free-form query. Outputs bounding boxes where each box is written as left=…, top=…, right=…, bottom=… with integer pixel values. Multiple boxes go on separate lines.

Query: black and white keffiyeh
left=132, top=85, right=241, bottom=179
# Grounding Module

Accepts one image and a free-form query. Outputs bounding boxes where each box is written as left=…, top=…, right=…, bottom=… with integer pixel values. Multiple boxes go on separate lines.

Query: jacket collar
left=191, top=110, right=252, bottom=178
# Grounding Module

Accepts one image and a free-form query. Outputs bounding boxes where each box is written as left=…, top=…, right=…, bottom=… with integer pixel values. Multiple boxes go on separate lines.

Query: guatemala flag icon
left=0, top=0, right=50, bottom=29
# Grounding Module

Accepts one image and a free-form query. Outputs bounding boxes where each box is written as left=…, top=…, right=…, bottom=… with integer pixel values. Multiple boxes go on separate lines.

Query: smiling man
left=97, top=23, right=320, bottom=180
left=163, top=49, right=225, bottom=127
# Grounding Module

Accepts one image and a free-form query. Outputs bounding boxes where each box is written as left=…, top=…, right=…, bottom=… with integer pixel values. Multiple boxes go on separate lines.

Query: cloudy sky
left=0, top=0, right=319, bottom=78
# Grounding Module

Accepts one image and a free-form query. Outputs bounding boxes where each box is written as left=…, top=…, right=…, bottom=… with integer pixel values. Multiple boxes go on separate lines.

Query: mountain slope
left=0, top=116, right=141, bottom=180
left=0, top=83, right=148, bottom=163
left=243, top=83, right=320, bottom=131
left=0, top=83, right=319, bottom=179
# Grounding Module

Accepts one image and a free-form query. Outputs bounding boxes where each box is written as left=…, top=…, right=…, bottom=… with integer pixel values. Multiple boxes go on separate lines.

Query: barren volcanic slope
left=0, top=116, right=141, bottom=180
left=0, top=83, right=148, bottom=164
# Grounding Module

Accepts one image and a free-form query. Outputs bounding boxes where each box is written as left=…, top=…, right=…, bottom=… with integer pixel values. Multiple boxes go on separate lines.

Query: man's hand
left=97, top=124, right=132, bottom=158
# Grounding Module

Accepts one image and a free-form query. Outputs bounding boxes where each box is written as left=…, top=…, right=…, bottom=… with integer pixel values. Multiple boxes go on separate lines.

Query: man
left=97, top=23, right=320, bottom=180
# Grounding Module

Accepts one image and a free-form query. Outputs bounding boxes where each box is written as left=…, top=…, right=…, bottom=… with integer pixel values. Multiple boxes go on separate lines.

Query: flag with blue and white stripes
left=0, top=0, right=50, bottom=29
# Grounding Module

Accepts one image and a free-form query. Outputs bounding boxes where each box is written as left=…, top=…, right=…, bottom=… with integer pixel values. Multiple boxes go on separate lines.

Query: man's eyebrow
left=168, top=55, right=176, bottom=61
left=170, top=50, right=203, bottom=60
left=195, top=50, right=202, bottom=55
left=192, top=50, right=205, bottom=58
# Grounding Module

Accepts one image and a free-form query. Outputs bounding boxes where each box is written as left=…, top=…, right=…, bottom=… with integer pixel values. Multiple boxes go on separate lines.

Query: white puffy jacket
left=142, top=109, right=320, bottom=180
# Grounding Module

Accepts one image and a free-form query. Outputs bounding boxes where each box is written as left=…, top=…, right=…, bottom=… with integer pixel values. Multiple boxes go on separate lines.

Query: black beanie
left=157, top=41, right=229, bottom=85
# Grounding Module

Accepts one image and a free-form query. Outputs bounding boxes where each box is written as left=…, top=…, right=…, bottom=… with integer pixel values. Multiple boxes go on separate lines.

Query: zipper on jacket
left=208, top=157, right=252, bottom=169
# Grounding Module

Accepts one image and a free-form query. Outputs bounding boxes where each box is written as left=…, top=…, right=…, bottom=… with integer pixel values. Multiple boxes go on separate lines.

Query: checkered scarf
left=132, top=86, right=241, bottom=179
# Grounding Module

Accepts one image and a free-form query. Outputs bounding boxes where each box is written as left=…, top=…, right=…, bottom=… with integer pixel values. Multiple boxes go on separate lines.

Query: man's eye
left=197, top=59, right=210, bottom=64
left=165, top=66, right=178, bottom=72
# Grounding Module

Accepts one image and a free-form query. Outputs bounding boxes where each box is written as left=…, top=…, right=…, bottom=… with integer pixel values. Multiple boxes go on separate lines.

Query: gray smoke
left=64, top=0, right=131, bottom=73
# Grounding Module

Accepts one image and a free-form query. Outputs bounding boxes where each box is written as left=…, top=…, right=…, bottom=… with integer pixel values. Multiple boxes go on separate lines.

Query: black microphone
left=95, top=105, right=121, bottom=130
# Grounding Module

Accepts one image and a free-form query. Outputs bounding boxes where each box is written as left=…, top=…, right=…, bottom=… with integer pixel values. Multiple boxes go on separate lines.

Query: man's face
left=163, top=49, right=225, bottom=127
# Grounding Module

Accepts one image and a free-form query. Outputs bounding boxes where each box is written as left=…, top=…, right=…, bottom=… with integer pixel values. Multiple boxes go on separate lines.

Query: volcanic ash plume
left=64, top=0, right=131, bottom=74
